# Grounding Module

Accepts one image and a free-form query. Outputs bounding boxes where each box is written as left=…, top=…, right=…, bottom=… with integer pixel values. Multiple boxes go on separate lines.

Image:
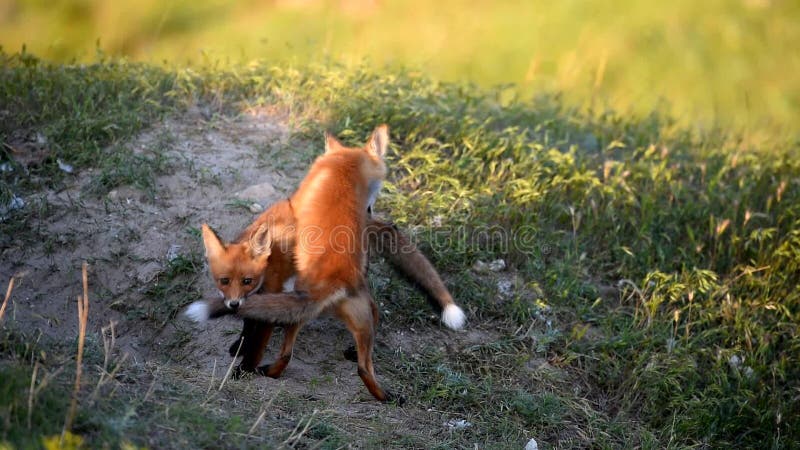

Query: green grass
left=1, top=51, right=799, bottom=448
left=2, top=1, right=799, bottom=134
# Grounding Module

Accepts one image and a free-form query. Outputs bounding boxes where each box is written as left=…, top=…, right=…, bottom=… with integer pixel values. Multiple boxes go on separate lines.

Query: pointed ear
left=248, top=224, right=272, bottom=260
left=201, top=223, right=226, bottom=260
left=324, top=131, right=344, bottom=154
left=366, top=124, right=389, bottom=159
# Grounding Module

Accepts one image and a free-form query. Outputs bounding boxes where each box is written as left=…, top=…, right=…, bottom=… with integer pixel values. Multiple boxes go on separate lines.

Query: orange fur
left=195, top=125, right=464, bottom=401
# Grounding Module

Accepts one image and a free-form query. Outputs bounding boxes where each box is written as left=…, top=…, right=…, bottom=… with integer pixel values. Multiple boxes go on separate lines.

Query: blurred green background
left=2, top=0, right=798, bottom=137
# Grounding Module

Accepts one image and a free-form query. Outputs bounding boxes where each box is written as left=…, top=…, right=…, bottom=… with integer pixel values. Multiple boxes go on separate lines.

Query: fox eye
left=242, top=278, right=253, bottom=285
left=219, top=277, right=230, bottom=285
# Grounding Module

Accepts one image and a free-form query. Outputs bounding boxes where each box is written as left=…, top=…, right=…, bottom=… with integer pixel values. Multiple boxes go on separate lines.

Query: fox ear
left=366, top=124, right=389, bottom=159
left=201, top=223, right=225, bottom=260
left=324, top=131, right=344, bottom=154
left=249, top=224, right=272, bottom=260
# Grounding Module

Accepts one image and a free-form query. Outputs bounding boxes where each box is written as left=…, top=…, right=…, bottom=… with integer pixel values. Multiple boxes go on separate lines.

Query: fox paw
left=342, top=345, right=358, bottom=362
left=384, top=391, right=406, bottom=406
left=231, top=364, right=255, bottom=380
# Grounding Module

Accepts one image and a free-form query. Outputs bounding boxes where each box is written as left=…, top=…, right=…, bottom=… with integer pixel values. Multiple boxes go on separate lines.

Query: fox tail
left=367, top=220, right=466, bottom=330
left=185, top=291, right=322, bottom=325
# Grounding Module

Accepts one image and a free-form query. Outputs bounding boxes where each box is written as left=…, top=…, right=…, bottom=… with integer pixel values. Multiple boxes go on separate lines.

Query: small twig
left=89, top=320, right=130, bottom=405
left=62, top=262, right=90, bottom=441
left=248, top=410, right=267, bottom=435
left=284, top=414, right=306, bottom=446
left=292, top=409, right=319, bottom=448
left=285, top=409, right=318, bottom=449
left=248, top=388, right=282, bottom=435
left=102, top=321, right=117, bottom=373
left=218, top=338, right=244, bottom=391
left=142, top=368, right=159, bottom=404
left=34, top=366, right=64, bottom=396
left=90, top=320, right=120, bottom=403
left=618, top=279, right=648, bottom=326
left=0, top=277, right=15, bottom=323
left=206, top=359, right=217, bottom=397
left=91, top=352, right=129, bottom=404
left=221, top=431, right=268, bottom=442
left=27, top=361, right=39, bottom=429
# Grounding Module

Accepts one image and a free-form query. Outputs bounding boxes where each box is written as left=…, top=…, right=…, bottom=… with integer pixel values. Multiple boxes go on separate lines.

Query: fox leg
left=256, top=322, right=303, bottom=378
left=343, top=296, right=379, bottom=363
left=230, top=320, right=275, bottom=379
left=230, top=318, right=272, bottom=356
left=366, top=219, right=466, bottom=330
left=335, top=289, right=395, bottom=403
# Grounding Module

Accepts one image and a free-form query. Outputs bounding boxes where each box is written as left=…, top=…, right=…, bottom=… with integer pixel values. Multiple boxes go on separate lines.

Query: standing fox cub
left=187, top=126, right=465, bottom=402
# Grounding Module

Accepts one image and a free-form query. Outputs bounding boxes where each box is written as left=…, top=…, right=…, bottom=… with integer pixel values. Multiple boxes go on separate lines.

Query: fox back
left=291, top=125, right=388, bottom=298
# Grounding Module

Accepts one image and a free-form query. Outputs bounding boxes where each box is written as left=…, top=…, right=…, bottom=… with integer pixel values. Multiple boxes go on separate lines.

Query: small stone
left=57, top=158, right=74, bottom=173
left=497, top=278, right=514, bottom=297
left=472, top=260, right=489, bottom=272
left=444, top=419, right=471, bottom=431
left=488, top=259, right=506, bottom=272
left=237, top=182, right=276, bottom=203
left=0, top=195, right=25, bottom=220
left=525, top=438, right=539, bottom=450
left=166, top=245, right=182, bottom=262
left=136, top=261, right=162, bottom=283
left=249, top=202, right=263, bottom=213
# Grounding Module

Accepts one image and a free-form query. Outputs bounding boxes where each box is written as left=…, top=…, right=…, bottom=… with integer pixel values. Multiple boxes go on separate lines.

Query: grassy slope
left=2, top=1, right=799, bottom=133
left=1, top=52, right=799, bottom=448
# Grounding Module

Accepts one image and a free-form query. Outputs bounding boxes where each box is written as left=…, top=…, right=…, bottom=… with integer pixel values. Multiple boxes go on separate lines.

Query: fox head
left=323, top=124, right=389, bottom=214
left=201, top=223, right=271, bottom=308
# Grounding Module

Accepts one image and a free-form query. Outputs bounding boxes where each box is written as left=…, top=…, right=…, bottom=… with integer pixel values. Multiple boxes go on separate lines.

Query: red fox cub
left=187, top=126, right=465, bottom=402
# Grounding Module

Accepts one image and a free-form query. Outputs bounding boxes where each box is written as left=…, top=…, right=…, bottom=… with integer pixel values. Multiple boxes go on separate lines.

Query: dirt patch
left=2, top=110, right=502, bottom=445
left=2, top=109, right=298, bottom=358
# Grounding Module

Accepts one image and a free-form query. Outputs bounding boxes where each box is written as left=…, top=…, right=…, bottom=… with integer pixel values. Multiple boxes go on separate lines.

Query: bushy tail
left=185, top=291, right=324, bottom=325
left=366, top=219, right=466, bottom=330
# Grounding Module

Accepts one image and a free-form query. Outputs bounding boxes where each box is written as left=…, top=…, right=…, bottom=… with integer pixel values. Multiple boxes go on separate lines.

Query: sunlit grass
left=2, top=0, right=799, bottom=134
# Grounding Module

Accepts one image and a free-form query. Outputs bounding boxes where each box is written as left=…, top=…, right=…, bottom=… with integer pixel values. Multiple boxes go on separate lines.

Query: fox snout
left=225, top=298, right=244, bottom=309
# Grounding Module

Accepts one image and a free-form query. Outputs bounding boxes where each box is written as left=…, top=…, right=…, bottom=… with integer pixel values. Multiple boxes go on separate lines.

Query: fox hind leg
left=335, top=289, right=400, bottom=403
left=343, top=295, right=378, bottom=363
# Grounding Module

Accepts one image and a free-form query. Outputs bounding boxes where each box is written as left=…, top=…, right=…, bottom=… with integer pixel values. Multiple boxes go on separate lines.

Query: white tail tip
left=185, top=301, right=210, bottom=323
left=441, top=304, right=466, bottom=330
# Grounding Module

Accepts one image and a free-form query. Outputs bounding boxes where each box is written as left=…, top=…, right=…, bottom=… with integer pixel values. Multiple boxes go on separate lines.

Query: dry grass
left=62, top=262, right=89, bottom=441
left=0, top=278, right=14, bottom=324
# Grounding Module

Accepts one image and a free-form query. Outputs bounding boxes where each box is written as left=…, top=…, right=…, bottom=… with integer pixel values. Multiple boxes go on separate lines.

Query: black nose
left=227, top=300, right=240, bottom=309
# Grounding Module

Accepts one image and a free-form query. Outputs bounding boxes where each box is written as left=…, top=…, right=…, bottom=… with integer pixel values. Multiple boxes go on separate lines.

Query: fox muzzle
left=225, top=298, right=244, bottom=309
